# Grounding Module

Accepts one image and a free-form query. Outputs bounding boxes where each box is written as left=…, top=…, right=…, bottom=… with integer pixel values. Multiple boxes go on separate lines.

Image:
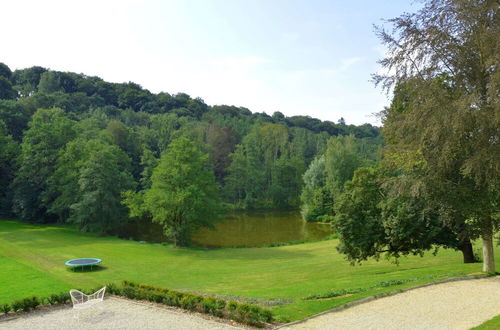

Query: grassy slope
left=0, top=220, right=498, bottom=321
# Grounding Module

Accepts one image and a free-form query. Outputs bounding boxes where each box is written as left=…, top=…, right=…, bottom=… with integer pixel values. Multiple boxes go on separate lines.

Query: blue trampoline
left=65, top=258, right=102, bottom=271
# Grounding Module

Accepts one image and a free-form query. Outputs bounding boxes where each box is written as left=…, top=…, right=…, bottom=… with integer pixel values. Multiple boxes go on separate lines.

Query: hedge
left=1, top=282, right=274, bottom=327
left=109, top=281, right=274, bottom=327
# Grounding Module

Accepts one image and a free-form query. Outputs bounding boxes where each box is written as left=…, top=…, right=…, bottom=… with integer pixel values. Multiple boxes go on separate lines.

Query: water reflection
left=117, top=210, right=332, bottom=247
left=192, top=210, right=331, bottom=247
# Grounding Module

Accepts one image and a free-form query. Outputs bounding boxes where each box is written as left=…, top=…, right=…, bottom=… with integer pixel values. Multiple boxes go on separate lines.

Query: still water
left=118, top=210, right=332, bottom=247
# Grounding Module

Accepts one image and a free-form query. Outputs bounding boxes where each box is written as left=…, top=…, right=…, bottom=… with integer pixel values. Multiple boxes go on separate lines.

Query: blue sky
left=1, top=0, right=420, bottom=125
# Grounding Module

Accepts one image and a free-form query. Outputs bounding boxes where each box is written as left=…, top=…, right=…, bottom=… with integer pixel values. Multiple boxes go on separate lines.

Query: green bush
left=162, top=292, right=175, bottom=306
left=261, top=309, right=274, bottom=323
left=227, top=300, right=238, bottom=311
left=46, top=294, right=59, bottom=305
left=216, top=298, right=226, bottom=316
left=179, top=294, right=199, bottom=311
left=56, top=292, right=70, bottom=304
left=1, top=304, right=11, bottom=314
left=16, top=297, right=40, bottom=312
left=235, top=303, right=250, bottom=323
left=11, top=300, right=24, bottom=312
left=121, top=287, right=137, bottom=299
left=30, top=297, right=41, bottom=310
left=116, top=281, right=274, bottom=327
left=201, top=297, right=217, bottom=315
left=148, top=292, right=164, bottom=303
left=106, top=283, right=120, bottom=295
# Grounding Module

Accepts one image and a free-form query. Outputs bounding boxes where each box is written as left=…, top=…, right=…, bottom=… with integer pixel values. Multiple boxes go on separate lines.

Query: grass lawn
left=0, top=220, right=498, bottom=322
left=472, top=315, right=500, bottom=330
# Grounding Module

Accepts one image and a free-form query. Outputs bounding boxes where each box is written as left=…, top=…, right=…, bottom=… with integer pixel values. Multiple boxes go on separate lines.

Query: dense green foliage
left=1, top=220, right=498, bottom=321
left=110, top=281, right=273, bottom=327
left=300, top=134, right=380, bottom=222
left=334, top=165, right=465, bottom=263
left=124, top=137, right=222, bottom=246
left=332, top=0, right=498, bottom=270
left=0, top=62, right=380, bottom=241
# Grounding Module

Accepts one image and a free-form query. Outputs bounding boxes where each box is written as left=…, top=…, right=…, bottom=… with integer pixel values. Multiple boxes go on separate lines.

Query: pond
left=117, top=210, right=332, bottom=247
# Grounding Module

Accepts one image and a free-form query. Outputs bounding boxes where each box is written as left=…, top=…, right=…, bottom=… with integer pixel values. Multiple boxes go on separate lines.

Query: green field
left=0, top=220, right=498, bottom=322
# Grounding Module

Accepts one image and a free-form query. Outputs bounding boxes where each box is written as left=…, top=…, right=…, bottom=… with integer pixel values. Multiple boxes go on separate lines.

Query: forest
left=0, top=62, right=381, bottom=246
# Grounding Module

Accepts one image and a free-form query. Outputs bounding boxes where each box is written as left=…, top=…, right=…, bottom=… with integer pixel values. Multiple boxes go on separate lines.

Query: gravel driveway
left=281, top=276, right=500, bottom=330
left=0, top=296, right=244, bottom=330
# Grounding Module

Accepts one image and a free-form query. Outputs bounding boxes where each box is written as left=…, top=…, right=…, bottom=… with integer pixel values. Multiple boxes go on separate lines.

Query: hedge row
left=109, top=281, right=274, bottom=327
left=1, top=282, right=274, bottom=327
left=1, top=291, right=70, bottom=315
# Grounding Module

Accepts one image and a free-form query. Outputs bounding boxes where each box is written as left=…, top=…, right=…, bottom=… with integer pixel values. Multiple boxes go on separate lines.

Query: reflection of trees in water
left=115, top=210, right=332, bottom=248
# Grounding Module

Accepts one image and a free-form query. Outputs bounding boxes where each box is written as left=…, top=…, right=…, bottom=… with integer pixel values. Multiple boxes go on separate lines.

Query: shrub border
left=0, top=282, right=274, bottom=328
left=111, top=281, right=274, bottom=327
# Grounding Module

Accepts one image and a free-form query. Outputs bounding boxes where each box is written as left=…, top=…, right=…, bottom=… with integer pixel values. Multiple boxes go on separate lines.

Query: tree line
left=0, top=62, right=381, bottom=246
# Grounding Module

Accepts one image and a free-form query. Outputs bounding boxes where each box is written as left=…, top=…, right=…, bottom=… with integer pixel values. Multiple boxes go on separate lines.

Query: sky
left=1, top=0, right=421, bottom=125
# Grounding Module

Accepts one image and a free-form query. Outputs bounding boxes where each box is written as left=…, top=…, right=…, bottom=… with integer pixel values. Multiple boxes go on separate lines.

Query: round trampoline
left=65, top=258, right=102, bottom=271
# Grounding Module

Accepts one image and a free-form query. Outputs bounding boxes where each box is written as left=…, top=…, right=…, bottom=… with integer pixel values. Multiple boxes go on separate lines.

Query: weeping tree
left=374, top=0, right=499, bottom=273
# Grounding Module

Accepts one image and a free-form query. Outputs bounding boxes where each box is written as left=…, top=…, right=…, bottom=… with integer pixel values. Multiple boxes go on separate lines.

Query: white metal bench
left=70, top=287, right=106, bottom=310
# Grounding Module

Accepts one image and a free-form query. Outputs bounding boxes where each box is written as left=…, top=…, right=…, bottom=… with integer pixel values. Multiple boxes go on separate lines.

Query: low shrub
left=46, top=294, right=59, bottom=305
left=179, top=294, right=200, bottom=311
left=4, top=282, right=273, bottom=327
left=214, top=298, right=226, bottom=316
left=56, top=292, right=70, bottom=304
left=29, top=297, right=40, bottom=310
left=378, top=279, right=409, bottom=287
left=1, top=304, right=11, bottom=314
left=148, top=292, right=164, bottom=303
left=12, top=297, right=41, bottom=312
left=235, top=303, right=251, bottom=323
left=11, top=300, right=24, bottom=312
left=201, top=297, right=219, bottom=316
left=304, top=287, right=365, bottom=300
left=118, top=280, right=274, bottom=327
left=121, top=286, right=137, bottom=300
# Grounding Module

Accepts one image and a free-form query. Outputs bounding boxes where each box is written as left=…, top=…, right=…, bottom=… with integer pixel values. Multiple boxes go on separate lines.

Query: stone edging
left=274, top=275, right=489, bottom=329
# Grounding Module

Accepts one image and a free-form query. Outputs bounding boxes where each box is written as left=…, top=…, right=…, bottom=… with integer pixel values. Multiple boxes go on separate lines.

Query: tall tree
left=324, top=135, right=365, bottom=198
left=206, top=124, right=236, bottom=184
left=0, top=63, right=15, bottom=99
left=125, top=137, right=222, bottom=246
left=0, top=100, right=31, bottom=141
left=69, top=141, right=134, bottom=233
left=334, top=165, right=469, bottom=264
left=374, top=0, right=499, bottom=273
left=12, top=108, right=75, bottom=221
left=0, top=121, right=19, bottom=215
left=300, top=156, right=333, bottom=222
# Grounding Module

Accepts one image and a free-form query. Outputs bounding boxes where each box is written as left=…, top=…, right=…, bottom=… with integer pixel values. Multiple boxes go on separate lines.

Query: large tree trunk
left=459, top=240, right=475, bottom=263
left=482, top=218, right=495, bottom=273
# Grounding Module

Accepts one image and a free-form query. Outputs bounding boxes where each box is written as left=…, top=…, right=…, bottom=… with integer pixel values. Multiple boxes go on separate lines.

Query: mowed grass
left=472, top=315, right=500, bottom=330
left=0, top=220, right=498, bottom=321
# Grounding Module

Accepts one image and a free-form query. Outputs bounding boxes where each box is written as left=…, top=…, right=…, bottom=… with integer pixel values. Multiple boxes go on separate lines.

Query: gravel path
left=0, top=297, right=244, bottom=330
left=282, top=277, right=500, bottom=330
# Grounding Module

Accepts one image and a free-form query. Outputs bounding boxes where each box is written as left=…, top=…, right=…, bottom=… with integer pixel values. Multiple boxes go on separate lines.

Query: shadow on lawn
left=67, top=265, right=107, bottom=273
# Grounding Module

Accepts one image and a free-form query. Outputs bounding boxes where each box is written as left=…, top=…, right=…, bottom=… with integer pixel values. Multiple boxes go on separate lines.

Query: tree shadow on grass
left=67, top=265, right=108, bottom=273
